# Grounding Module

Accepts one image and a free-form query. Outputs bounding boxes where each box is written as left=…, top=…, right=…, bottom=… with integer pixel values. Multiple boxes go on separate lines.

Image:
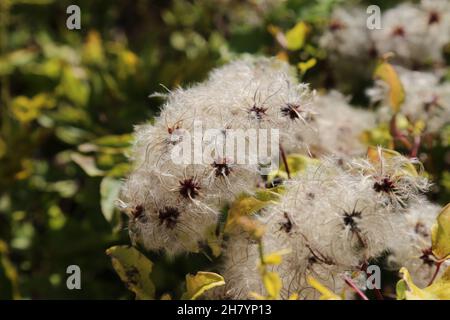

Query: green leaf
left=431, top=203, right=450, bottom=261
left=55, top=127, right=92, bottom=145
left=106, top=245, right=155, bottom=300
left=56, top=67, right=90, bottom=107
left=93, top=134, right=133, bottom=148
left=374, top=61, right=405, bottom=113
left=100, top=177, right=122, bottom=222
left=0, top=49, right=37, bottom=76
left=181, top=272, right=225, bottom=300
left=0, top=136, right=6, bottom=159
left=0, top=240, right=21, bottom=299
left=285, top=22, right=309, bottom=51
left=12, top=0, right=55, bottom=4
left=71, top=153, right=105, bottom=177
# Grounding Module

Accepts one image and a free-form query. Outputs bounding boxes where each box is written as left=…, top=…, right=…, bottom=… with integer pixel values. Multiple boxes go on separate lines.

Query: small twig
left=410, top=135, right=421, bottom=158
left=343, top=275, right=369, bottom=300
left=279, top=144, right=291, bottom=179
left=389, top=114, right=412, bottom=150
left=428, top=261, right=443, bottom=286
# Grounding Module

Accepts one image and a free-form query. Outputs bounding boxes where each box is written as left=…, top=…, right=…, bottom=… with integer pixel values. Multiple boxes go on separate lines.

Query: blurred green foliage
left=0, top=0, right=448, bottom=299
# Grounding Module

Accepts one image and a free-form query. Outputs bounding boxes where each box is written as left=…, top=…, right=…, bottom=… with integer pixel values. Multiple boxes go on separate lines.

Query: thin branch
left=428, top=261, right=443, bottom=286
left=279, top=143, right=291, bottom=179
left=343, top=275, right=369, bottom=300
left=410, top=135, right=421, bottom=158
left=389, top=114, right=412, bottom=150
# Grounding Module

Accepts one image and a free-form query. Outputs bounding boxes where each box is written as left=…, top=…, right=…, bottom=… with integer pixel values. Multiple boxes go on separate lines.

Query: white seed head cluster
left=386, top=200, right=449, bottom=287
left=220, top=155, right=434, bottom=299
left=119, top=55, right=443, bottom=299
left=292, top=91, right=376, bottom=158
left=321, top=1, right=450, bottom=68
left=367, top=65, right=450, bottom=134
left=320, top=6, right=376, bottom=61
left=119, top=57, right=317, bottom=255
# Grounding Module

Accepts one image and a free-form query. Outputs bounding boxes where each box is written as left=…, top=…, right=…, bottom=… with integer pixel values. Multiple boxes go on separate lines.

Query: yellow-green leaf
left=181, top=272, right=225, bottom=300
left=374, top=61, right=405, bottom=113
left=0, top=136, right=6, bottom=159
left=71, top=153, right=105, bottom=177
left=205, top=225, right=222, bottom=257
left=0, top=240, right=21, bottom=299
left=11, top=94, right=55, bottom=123
left=268, top=154, right=319, bottom=182
left=100, top=177, right=122, bottom=222
left=359, top=123, right=394, bottom=149
left=367, top=146, right=418, bottom=177
left=396, top=267, right=450, bottom=300
left=426, top=266, right=450, bottom=299
left=224, top=195, right=268, bottom=233
left=255, top=188, right=282, bottom=202
left=285, top=22, right=309, bottom=51
left=263, top=271, right=282, bottom=299
left=236, top=216, right=266, bottom=240
left=298, top=58, right=317, bottom=75
left=262, top=249, right=291, bottom=266
left=431, top=203, right=450, bottom=261
left=106, top=245, right=155, bottom=300
left=82, top=31, right=105, bottom=66
left=307, top=276, right=342, bottom=300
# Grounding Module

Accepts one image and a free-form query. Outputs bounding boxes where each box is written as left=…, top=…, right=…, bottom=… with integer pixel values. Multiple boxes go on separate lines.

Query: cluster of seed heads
left=118, top=54, right=447, bottom=299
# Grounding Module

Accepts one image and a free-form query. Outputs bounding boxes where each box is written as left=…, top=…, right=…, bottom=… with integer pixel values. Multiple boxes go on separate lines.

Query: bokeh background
left=0, top=0, right=448, bottom=299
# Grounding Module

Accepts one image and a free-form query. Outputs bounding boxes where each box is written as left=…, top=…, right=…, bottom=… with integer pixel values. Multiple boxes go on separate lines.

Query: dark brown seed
left=280, top=212, right=293, bottom=233
left=281, top=104, right=301, bottom=120
left=158, top=206, right=180, bottom=229
left=248, top=105, right=267, bottom=120
left=212, top=160, right=232, bottom=177
left=392, top=26, right=405, bottom=37
left=373, top=177, right=395, bottom=193
left=179, top=177, right=201, bottom=199
left=428, top=11, right=440, bottom=25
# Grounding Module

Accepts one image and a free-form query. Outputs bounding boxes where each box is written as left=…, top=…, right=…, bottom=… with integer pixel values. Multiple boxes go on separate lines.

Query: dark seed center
left=281, top=104, right=301, bottom=120
left=428, top=11, right=440, bottom=25
left=212, top=160, right=232, bottom=177
left=279, top=212, right=293, bottom=233
left=248, top=105, right=267, bottom=120
left=373, top=177, right=395, bottom=193
left=179, top=177, right=201, bottom=199
left=131, top=205, right=145, bottom=221
left=158, top=206, right=180, bottom=229
left=343, top=210, right=362, bottom=230
left=329, top=20, right=345, bottom=32
left=392, top=26, right=405, bottom=37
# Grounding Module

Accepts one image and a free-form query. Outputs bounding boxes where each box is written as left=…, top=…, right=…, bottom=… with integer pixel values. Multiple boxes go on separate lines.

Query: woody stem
left=428, top=261, right=443, bottom=286
left=279, top=144, right=291, bottom=179
left=343, top=275, right=369, bottom=300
